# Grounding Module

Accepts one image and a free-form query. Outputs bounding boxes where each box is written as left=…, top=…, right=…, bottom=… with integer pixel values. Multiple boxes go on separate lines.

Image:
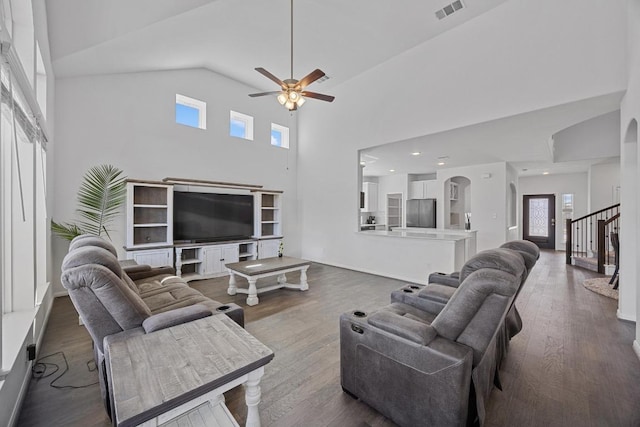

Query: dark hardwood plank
left=17, top=251, right=640, bottom=427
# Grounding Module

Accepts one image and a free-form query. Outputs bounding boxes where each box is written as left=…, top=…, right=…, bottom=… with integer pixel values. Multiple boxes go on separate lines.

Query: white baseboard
left=616, top=309, right=637, bottom=323
left=307, top=258, right=427, bottom=286
left=7, top=360, right=33, bottom=427
left=633, top=341, right=640, bottom=363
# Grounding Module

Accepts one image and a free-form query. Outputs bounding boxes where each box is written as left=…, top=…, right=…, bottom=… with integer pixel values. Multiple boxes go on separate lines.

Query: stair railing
left=566, top=203, right=620, bottom=272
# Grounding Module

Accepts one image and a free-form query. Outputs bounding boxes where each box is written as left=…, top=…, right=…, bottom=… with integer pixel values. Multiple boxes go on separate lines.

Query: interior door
left=523, top=194, right=556, bottom=249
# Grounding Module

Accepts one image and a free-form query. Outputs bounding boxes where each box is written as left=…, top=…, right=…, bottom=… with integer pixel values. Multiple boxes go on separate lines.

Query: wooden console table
left=226, top=256, right=311, bottom=306
left=105, top=315, right=274, bottom=427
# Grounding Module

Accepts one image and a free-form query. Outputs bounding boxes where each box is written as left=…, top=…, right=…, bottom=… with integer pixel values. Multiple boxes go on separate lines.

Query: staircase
left=566, top=204, right=619, bottom=273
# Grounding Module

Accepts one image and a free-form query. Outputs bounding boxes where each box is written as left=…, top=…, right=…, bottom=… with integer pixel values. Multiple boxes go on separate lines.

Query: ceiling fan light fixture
left=249, top=0, right=333, bottom=110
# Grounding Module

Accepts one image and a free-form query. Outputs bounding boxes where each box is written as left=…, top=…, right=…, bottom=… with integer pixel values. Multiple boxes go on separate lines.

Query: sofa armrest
left=121, top=264, right=152, bottom=274
left=126, top=266, right=176, bottom=281
left=142, top=304, right=212, bottom=333
left=368, top=311, right=437, bottom=345
left=427, top=272, right=461, bottom=288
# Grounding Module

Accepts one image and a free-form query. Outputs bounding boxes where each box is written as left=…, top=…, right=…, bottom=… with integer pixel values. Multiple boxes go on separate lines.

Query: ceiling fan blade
left=248, top=91, right=283, bottom=97
left=301, top=91, right=335, bottom=102
left=255, top=67, right=287, bottom=89
left=297, top=69, right=325, bottom=90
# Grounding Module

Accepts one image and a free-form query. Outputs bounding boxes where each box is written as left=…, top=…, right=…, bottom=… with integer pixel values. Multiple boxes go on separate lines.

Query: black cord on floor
left=32, top=351, right=99, bottom=389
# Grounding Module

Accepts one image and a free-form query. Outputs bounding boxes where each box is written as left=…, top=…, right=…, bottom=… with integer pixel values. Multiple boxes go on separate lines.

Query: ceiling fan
left=249, top=0, right=335, bottom=111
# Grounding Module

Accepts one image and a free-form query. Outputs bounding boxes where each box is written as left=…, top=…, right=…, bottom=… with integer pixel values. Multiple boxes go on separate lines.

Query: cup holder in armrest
left=353, top=311, right=367, bottom=318
left=409, top=285, right=421, bottom=290
left=216, top=305, right=230, bottom=312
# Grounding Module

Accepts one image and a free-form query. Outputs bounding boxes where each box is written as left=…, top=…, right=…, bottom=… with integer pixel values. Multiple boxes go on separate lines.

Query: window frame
left=271, top=122, right=290, bottom=149
left=229, top=110, right=254, bottom=141
left=175, top=94, right=207, bottom=130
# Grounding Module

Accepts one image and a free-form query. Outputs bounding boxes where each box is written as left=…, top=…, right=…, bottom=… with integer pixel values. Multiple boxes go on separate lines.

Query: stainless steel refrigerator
left=406, top=199, right=436, bottom=228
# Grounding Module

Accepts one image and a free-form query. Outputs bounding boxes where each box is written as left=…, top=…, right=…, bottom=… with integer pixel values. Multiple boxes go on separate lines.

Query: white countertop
left=391, top=227, right=477, bottom=236
left=358, top=229, right=471, bottom=241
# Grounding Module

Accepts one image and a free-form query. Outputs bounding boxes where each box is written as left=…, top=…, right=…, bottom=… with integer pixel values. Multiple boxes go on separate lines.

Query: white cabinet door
left=202, top=246, right=223, bottom=276
left=202, top=244, right=240, bottom=275
left=425, top=181, right=438, bottom=199
left=221, top=245, right=239, bottom=265
left=409, top=181, right=425, bottom=199
left=128, top=248, right=173, bottom=267
left=258, top=239, right=281, bottom=259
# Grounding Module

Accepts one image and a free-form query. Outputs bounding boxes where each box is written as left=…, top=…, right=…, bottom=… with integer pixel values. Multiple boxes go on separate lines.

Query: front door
left=523, top=194, right=556, bottom=249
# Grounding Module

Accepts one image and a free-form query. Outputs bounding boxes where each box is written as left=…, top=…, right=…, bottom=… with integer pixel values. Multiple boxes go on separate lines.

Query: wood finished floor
left=17, top=250, right=640, bottom=427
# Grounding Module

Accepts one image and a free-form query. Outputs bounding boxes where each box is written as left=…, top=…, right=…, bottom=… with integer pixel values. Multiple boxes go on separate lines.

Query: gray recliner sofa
left=340, top=265, right=523, bottom=427
left=60, top=235, right=244, bottom=419
left=392, top=240, right=539, bottom=339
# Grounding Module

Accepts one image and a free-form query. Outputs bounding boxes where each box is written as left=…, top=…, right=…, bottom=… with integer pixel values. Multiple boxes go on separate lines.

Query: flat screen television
left=173, top=191, right=254, bottom=243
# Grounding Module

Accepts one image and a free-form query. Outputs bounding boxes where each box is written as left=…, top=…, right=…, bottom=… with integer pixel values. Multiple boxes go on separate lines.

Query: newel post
left=565, top=218, right=573, bottom=265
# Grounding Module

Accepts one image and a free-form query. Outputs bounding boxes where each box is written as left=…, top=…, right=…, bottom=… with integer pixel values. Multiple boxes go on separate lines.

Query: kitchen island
left=356, top=228, right=476, bottom=277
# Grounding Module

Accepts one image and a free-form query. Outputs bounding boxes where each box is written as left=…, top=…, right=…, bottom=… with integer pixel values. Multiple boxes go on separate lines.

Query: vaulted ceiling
left=46, top=0, right=509, bottom=90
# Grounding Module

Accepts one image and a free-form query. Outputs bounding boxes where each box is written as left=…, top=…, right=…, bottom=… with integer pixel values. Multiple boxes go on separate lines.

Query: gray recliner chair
left=60, top=235, right=244, bottom=420
left=340, top=267, right=521, bottom=427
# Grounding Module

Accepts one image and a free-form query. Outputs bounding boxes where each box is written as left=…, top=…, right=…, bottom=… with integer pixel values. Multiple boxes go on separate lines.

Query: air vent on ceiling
left=435, top=0, right=465, bottom=20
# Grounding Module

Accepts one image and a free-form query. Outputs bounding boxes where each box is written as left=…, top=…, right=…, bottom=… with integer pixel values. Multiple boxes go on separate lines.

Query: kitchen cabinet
left=361, top=182, right=378, bottom=212
left=409, top=180, right=437, bottom=199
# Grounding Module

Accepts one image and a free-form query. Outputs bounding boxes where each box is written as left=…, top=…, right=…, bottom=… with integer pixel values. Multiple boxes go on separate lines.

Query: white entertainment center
left=124, top=178, right=283, bottom=281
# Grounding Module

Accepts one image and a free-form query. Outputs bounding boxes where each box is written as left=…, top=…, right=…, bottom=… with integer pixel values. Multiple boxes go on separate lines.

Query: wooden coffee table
left=105, top=315, right=274, bottom=427
left=226, top=256, right=311, bottom=306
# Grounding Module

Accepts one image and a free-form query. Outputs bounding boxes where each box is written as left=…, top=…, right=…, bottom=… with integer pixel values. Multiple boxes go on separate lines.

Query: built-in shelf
left=133, top=223, right=168, bottom=228
left=179, top=258, right=201, bottom=265
left=133, top=204, right=168, bottom=208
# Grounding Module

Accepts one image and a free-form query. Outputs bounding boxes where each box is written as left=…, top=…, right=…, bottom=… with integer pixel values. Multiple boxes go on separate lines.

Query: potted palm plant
left=51, top=164, right=127, bottom=241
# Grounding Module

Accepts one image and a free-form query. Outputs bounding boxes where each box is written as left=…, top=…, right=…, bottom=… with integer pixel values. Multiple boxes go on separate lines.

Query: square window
left=230, top=111, right=254, bottom=140
left=271, top=123, right=289, bottom=149
left=230, top=118, right=247, bottom=138
left=176, top=94, right=206, bottom=129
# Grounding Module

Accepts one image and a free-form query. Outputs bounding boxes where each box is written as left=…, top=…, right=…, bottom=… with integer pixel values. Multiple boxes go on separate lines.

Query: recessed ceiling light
left=360, top=161, right=366, bottom=166
left=437, top=162, right=445, bottom=166
left=543, top=171, right=549, bottom=175
left=389, top=169, right=395, bottom=172
left=411, top=152, right=421, bottom=156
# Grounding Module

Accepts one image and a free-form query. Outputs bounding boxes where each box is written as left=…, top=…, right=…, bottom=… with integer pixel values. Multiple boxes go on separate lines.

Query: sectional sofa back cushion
left=61, top=246, right=151, bottom=352
left=431, top=268, right=519, bottom=365
left=459, top=248, right=525, bottom=284
left=499, top=240, right=540, bottom=272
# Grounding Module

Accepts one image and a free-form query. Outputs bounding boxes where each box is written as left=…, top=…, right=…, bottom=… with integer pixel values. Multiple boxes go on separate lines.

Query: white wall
left=588, top=162, right=621, bottom=212
left=518, top=173, right=589, bottom=251
left=620, top=0, right=640, bottom=331
left=553, top=111, right=621, bottom=162
left=376, top=173, right=409, bottom=226
left=297, top=0, right=626, bottom=280
left=437, top=163, right=508, bottom=250
left=52, top=68, right=298, bottom=295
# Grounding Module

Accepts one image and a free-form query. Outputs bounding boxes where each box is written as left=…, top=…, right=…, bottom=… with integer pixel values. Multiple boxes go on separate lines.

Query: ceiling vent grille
left=435, top=0, right=465, bottom=20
